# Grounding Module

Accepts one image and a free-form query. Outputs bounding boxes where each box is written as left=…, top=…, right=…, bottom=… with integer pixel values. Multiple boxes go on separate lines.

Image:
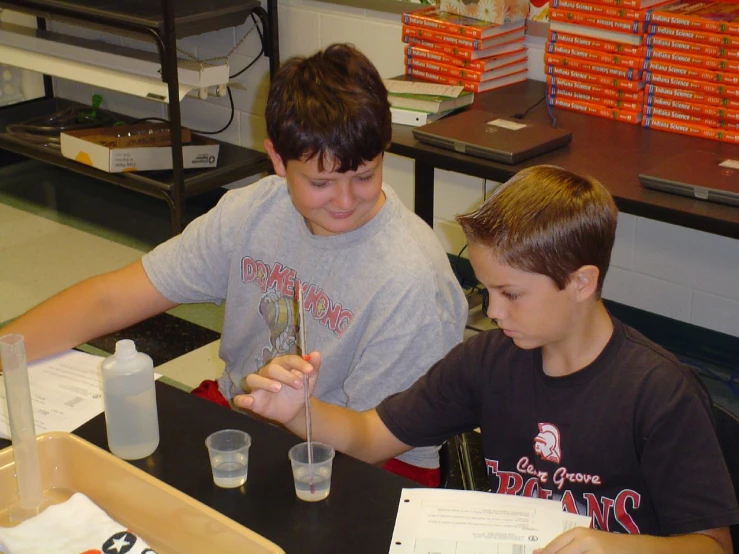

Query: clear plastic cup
left=288, top=442, right=335, bottom=502
left=205, top=429, right=251, bottom=488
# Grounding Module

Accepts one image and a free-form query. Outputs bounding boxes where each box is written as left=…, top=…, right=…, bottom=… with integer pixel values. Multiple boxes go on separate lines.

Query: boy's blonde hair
left=456, top=166, right=618, bottom=297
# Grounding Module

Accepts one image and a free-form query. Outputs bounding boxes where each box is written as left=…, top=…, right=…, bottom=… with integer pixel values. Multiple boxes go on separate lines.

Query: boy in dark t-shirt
left=235, top=166, right=739, bottom=553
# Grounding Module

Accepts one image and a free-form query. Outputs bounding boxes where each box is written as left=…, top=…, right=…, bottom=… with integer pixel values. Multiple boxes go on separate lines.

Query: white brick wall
left=44, top=1, right=739, bottom=338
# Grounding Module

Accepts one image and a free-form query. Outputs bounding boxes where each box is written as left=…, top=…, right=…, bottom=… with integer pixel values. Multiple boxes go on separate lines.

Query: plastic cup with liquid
left=205, top=429, right=251, bottom=488
left=288, top=442, right=335, bottom=502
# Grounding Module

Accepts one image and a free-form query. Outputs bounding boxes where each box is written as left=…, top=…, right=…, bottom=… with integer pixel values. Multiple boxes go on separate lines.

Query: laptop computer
left=412, top=110, right=572, bottom=164
left=639, top=151, right=739, bottom=207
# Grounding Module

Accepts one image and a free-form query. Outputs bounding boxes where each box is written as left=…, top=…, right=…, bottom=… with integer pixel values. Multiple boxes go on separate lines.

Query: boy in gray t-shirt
left=0, top=44, right=467, bottom=486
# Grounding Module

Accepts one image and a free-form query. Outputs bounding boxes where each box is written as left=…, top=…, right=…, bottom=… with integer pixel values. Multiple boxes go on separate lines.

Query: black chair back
left=713, top=403, right=739, bottom=554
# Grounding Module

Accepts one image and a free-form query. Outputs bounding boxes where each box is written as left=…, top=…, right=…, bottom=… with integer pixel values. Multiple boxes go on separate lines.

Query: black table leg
left=414, top=160, right=435, bottom=228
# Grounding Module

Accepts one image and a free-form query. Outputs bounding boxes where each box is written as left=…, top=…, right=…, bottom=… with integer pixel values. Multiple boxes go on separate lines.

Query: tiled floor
left=0, top=160, right=226, bottom=390
left=2, top=159, right=738, bottom=492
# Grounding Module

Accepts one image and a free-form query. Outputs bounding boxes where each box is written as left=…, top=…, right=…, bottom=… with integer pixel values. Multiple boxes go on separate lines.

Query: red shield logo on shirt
left=533, top=422, right=562, bottom=464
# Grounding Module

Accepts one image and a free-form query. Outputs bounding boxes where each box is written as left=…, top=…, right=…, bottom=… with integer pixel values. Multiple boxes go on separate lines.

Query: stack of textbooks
left=642, top=0, right=739, bottom=143
left=545, top=0, right=667, bottom=124
left=386, top=80, right=476, bottom=126
left=401, top=7, right=529, bottom=94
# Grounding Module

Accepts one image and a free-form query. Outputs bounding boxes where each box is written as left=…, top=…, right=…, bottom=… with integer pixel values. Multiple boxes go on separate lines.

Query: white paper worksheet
left=389, top=488, right=592, bottom=554
left=0, top=350, right=106, bottom=439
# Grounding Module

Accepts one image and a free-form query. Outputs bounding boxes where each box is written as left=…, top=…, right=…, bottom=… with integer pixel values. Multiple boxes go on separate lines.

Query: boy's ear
left=570, top=265, right=600, bottom=302
left=264, top=139, right=287, bottom=177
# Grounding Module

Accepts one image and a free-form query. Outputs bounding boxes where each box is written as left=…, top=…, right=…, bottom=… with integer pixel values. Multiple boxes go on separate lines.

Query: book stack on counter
left=546, top=0, right=670, bottom=124
left=401, top=7, right=529, bottom=94
left=642, top=0, right=739, bottom=144
left=386, top=78, right=476, bottom=126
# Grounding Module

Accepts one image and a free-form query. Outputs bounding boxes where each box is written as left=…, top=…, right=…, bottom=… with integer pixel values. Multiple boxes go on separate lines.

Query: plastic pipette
left=0, top=334, right=45, bottom=522
left=297, top=288, right=315, bottom=494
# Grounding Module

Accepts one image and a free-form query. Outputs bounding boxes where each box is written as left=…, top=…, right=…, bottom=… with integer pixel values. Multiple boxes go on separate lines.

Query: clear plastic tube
left=0, top=334, right=44, bottom=521
left=297, top=289, right=314, bottom=494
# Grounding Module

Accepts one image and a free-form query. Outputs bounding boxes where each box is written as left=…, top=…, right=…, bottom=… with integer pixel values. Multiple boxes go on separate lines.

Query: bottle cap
left=115, top=339, right=137, bottom=361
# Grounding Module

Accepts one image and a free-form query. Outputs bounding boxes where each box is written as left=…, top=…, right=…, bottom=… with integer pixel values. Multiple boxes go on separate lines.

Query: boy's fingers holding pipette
left=244, top=372, right=283, bottom=393
left=255, top=354, right=314, bottom=388
left=302, top=351, right=321, bottom=392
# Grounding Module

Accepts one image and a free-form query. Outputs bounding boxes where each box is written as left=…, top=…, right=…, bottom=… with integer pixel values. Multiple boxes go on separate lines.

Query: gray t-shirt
left=142, top=174, right=467, bottom=468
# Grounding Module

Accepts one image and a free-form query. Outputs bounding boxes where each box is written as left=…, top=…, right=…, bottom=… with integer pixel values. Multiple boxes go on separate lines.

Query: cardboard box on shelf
left=60, top=124, right=219, bottom=173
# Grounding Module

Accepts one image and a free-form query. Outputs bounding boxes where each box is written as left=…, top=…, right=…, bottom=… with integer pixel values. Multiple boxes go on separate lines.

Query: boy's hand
left=533, top=528, right=616, bottom=554
left=534, top=527, right=615, bottom=554
left=533, top=527, right=731, bottom=554
left=233, top=352, right=319, bottom=425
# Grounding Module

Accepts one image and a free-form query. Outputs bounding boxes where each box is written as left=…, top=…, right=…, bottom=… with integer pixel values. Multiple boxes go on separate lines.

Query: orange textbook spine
left=547, top=65, right=646, bottom=91
left=549, top=83, right=644, bottom=110
left=643, top=105, right=739, bottom=128
left=406, top=57, right=527, bottom=82
left=581, top=0, right=663, bottom=10
left=646, top=34, right=739, bottom=60
left=548, top=31, right=645, bottom=56
left=551, top=0, right=650, bottom=20
left=647, top=24, right=739, bottom=49
left=403, top=7, right=484, bottom=38
left=646, top=2, right=739, bottom=38
left=545, top=53, right=643, bottom=80
left=644, top=72, right=739, bottom=97
left=642, top=115, right=739, bottom=143
left=404, top=46, right=526, bottom=71
left=402, top=24, right=478, bottom=50
left=646, top=83, right=739, bottom=109
left=645, top=94, right=739, bottom=121
left=405, top=65, right=527, bottom=92
left=646, top=48, right=739, bottom=74
left=644, top=60, right=739, bottom=85
left=401, top=7, right=523, bottom=39
left=547, top=75, right=645, bottom=100
left=547, top=42, right=643, bottom=69
left=550, top=8, right=647, bottom=34
left=550, top=96, right=643, bottom=123
left=402, top=33, right=525, bottom=61
left=401, top=24, right=524, bottom=51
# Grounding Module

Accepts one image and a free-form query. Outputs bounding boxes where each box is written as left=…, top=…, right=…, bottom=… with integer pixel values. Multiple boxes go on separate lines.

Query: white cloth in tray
left=0, top=492, right=156, bottom=554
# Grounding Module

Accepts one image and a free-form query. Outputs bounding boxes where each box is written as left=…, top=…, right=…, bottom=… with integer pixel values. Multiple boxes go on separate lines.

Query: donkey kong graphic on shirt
left=256, top=289, right=299, bottom=367
left=241, top=257, right=354, bottom=370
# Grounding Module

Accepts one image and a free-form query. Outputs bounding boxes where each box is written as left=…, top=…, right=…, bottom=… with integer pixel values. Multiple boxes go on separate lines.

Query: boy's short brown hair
left=265, top=43, right=391, bottom=172
left=457, top=165, right=618, bottom=296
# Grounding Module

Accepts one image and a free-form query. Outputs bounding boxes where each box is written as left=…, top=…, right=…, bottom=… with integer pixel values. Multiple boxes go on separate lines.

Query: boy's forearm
left=283, top=399, right=380, bottom=463
left=542, top=527, right=731, bottom=554
left=628, top=531, right=729, bottom=554
left=285, top=399, right=407, bottom=465
left=0, top=262, right=175, bottom=368
left=0, top=277, right=113, bottom=365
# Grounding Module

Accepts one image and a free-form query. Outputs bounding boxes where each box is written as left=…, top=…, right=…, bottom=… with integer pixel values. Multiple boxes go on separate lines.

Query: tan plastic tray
left=0, top=432, right=284, bottom=553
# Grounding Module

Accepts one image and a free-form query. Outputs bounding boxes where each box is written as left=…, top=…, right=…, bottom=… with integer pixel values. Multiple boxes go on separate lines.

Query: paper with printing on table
left=389, top=488, right=591, bottom=554
left=0, top=350, right=107, bottom=439
left=0, top=350, right=164, bottom=439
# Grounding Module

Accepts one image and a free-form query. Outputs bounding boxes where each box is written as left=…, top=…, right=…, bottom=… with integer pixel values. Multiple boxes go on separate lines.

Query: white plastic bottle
left=101, top=339, right=159, bottom=460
